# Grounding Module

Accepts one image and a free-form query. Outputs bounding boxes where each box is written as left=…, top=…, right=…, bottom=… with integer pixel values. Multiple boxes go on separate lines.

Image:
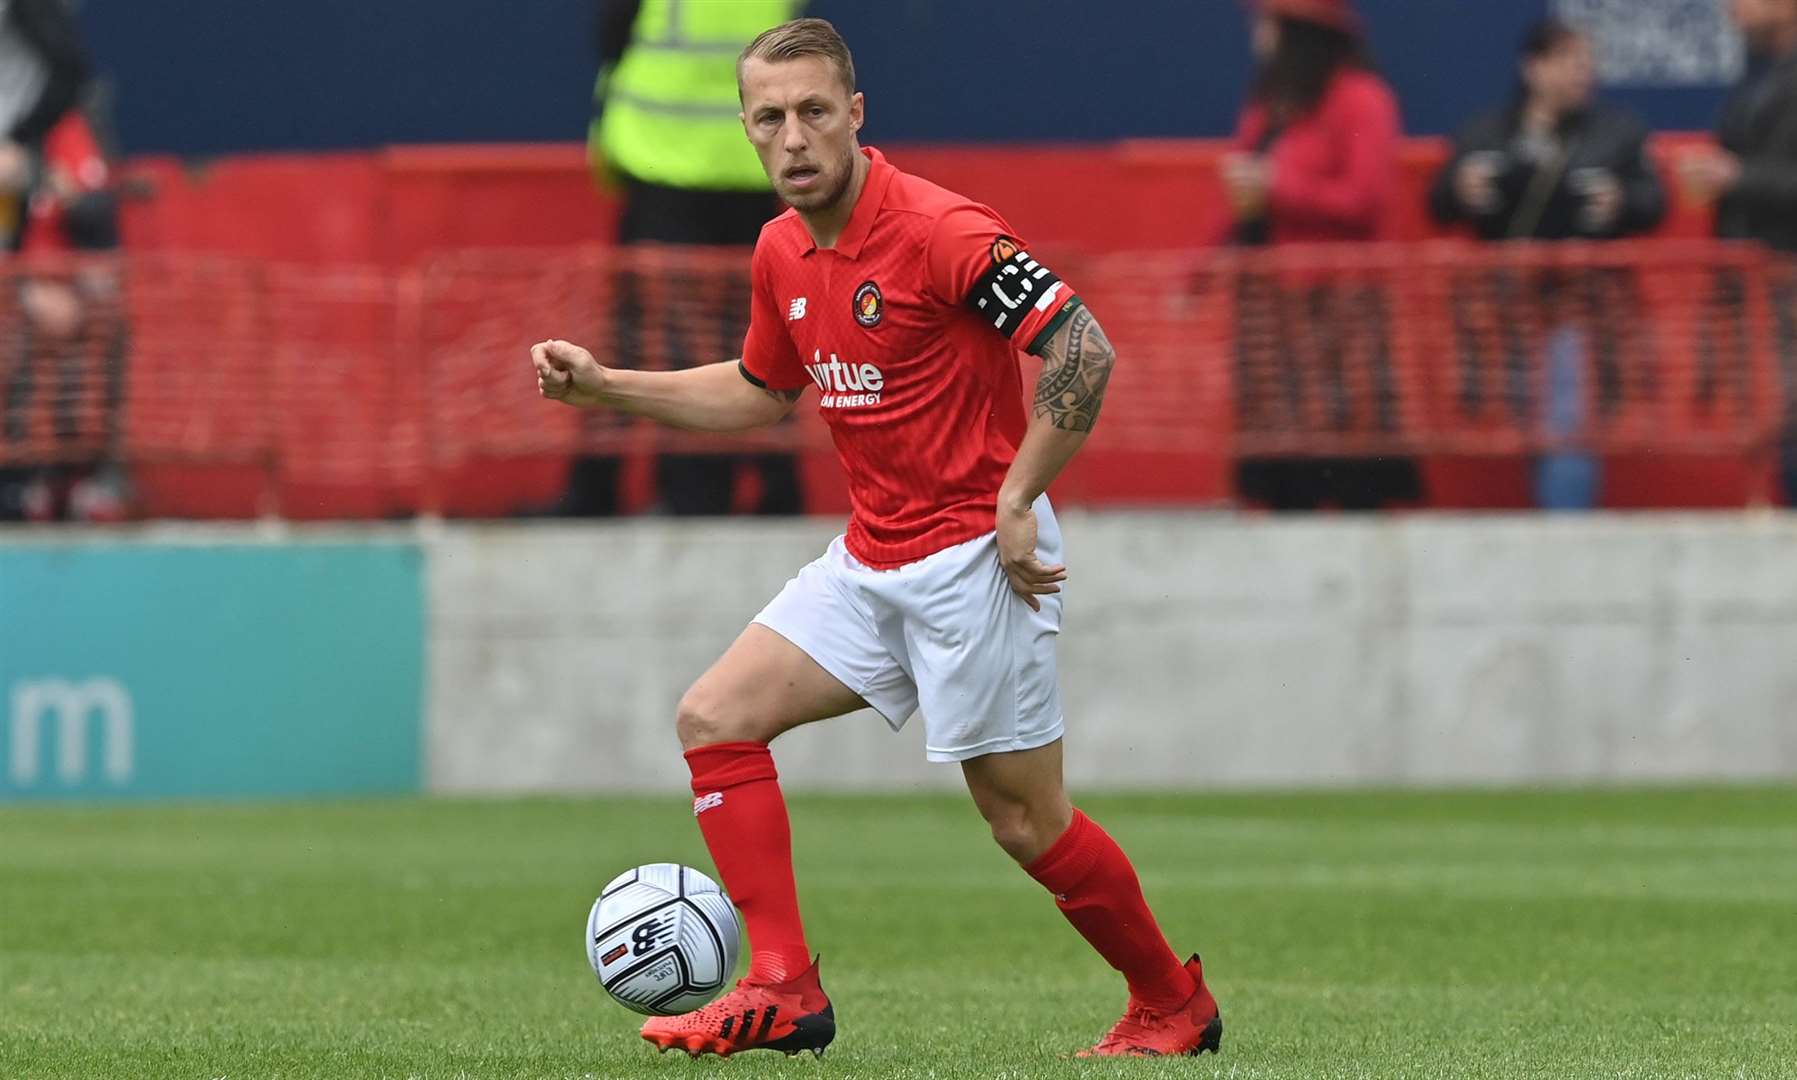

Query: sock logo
left=693, top=791, right=725, bottom=816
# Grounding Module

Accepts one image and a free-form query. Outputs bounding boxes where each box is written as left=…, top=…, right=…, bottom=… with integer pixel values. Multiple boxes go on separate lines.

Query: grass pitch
left=3, top=787, right=1794, bottom=1079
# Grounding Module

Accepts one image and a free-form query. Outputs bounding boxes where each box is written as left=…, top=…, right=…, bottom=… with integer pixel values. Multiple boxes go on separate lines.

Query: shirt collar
left=803, top=146, right=892, bottom=259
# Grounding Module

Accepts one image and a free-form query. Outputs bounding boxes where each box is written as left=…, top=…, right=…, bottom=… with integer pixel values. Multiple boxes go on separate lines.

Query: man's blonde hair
left=738, top=17, right=857, bottom=99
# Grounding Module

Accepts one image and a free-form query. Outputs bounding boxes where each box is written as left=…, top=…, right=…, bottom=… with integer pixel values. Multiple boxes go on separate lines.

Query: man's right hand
left=1454, top=155, right=1501, bottom=214
left=0, top=140, right=32, bottom=195
left=1220, top=153, right=1272, bottom=219
left=532, top=339, right=606, bottom=408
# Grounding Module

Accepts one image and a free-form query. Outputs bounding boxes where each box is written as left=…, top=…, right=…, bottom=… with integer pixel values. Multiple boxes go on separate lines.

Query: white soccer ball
left=587, top=863, right=742, bottom=1016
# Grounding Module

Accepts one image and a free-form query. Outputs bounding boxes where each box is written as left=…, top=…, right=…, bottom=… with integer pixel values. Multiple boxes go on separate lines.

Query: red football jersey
left=740, top=147, right=1083, bottom=569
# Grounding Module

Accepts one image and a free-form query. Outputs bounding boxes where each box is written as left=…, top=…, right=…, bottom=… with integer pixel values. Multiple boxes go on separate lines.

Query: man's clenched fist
left=531, top=339, right=605, bottom=408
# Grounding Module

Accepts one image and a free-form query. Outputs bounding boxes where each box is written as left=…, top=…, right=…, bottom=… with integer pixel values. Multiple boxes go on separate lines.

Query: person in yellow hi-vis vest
left=566, top=0, right=805, bottom=518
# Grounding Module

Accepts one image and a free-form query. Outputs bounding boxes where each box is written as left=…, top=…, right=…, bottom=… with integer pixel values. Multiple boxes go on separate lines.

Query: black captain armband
left=964, top=236, right=1080, bottom=355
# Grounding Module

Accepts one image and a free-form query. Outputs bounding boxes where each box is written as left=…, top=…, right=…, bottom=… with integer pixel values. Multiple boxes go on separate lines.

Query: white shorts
left=753, top=496, right=1065, bottom=763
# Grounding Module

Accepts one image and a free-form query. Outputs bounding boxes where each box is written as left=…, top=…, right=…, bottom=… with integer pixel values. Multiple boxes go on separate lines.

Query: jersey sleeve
left=926, top=205, right=1084, bottom=357
left=738, top=240, right=809, bottom=392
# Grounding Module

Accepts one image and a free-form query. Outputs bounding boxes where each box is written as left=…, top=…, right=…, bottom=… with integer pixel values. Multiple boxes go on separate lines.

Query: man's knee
left=981, top=798, right=1071, bottom=865
left=984, top=807, right=1039, bottom=861
left=675, top=686, right=768, bottom=750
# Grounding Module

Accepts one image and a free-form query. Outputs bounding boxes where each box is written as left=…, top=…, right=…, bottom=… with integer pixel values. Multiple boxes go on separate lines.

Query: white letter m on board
left=8, top=678, right=134, bottom=787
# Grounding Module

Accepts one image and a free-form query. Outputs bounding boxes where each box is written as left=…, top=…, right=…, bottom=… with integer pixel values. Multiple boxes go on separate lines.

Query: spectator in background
left=1430, top=19, right=1666, bottom=511
left=1222, top=0, right=1417, bottom=512
left=568, top=0, right=804, bottom=518
left=0, top=0, right=86, bottom=249
left=1431, top=21, right=1664, bottom=242
left=0, top=0, right=92, bottom=521
left=1681, top=0, right=1797, bottom=252
left=1679, top=0, right=1797, bottom=504
left=6, top=106, right=126, bottom=522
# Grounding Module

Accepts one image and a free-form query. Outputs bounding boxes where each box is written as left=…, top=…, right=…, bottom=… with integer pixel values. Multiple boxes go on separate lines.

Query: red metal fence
left=1, top=240, right=1789, bottom=518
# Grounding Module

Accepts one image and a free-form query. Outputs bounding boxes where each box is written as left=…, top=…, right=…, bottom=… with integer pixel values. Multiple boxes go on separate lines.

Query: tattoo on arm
left=738, top=360, right=803, bottom=408
left=1032, top=306, right=1115, bottom=433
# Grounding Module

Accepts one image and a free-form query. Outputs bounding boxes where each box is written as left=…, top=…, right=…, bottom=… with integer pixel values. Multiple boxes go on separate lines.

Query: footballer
left=532, top=17, right=1221, bottom=1060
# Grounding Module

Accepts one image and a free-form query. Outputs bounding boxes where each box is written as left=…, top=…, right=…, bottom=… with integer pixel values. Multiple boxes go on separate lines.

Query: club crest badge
left=854, top=281, right=884, bottom=328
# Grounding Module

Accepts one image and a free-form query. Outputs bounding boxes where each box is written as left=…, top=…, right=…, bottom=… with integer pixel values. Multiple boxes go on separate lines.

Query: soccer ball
left=587, top=863, right=741, bottom=1016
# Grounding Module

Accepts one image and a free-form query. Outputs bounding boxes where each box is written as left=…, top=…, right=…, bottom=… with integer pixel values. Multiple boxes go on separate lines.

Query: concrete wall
left=425, top=514, right=1797, bottom=794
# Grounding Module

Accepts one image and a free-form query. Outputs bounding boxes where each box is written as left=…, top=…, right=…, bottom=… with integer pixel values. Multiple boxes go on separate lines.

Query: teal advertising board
left=0, top=542, right=423, bottom=801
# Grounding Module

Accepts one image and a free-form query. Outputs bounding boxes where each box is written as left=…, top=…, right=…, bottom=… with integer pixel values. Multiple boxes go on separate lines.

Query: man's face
left=1524, top=36, right=1595, bottom=113
left=1251, top=15, right=1279, bottom=61
left=739, top=56, right=864, bottom=213
left=1733, top=0, right=1797, bottom=43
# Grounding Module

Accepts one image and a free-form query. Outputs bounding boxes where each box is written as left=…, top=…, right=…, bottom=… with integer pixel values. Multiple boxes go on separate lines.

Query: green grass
left=3, top=788, right=1795, bottom=1079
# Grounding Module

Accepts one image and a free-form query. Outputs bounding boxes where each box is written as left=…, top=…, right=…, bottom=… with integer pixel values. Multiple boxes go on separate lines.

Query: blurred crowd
left=0, top=0, right=122, bottom=523
left=3, top=0, right=1797, bottom=520
left=1222, top=0, right=1797, bottom=510
left=579, top=0, right=1797, bottom=518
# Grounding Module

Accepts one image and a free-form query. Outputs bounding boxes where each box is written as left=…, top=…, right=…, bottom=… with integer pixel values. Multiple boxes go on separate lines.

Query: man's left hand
left=0, top=140, right=30, bottom=195
left=1576, top=170, right=1624, bottom=233
left=1221, top=153, right=1273, bottom=219
left=1678, top=150, right=1742, bottom=206
left=996, top=498, right=1066, bottom=613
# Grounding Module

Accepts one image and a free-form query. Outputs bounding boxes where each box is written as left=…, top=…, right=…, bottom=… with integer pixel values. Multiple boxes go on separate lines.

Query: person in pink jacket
left=1222, top=0, right=1400, bottom=246
left=1222, top=0, right=1418, bottom=511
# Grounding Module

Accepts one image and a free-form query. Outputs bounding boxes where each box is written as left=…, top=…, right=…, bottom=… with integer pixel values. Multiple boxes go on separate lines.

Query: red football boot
left=640, top=956, right=835, bottom=1059
left=1076, top=954, right=1223, bottom=1058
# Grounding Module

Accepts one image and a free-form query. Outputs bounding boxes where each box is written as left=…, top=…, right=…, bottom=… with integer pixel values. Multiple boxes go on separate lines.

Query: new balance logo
left=693, top=791, right=724, bottom=816
left=788, top=297, right=807, bottom=321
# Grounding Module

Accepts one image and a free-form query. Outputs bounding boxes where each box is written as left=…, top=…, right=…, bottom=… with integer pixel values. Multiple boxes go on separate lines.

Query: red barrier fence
left=1, top=240, right=1789, bottom=519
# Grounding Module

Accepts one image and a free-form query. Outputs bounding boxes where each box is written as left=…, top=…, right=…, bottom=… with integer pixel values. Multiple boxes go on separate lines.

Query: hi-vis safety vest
left=593, top=0, right=801, bottom=191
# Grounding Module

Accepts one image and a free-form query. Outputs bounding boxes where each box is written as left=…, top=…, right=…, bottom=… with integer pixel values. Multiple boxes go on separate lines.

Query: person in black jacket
left=0, top=0, right=90, bottom=250
left=1430, top=20, right=1666, bottom=511
left=1678, top=0, right=1797, bottom=504
left=1679, top=0, right=1797, bottom=253
left=1431, top=20, right=1665, bottom=241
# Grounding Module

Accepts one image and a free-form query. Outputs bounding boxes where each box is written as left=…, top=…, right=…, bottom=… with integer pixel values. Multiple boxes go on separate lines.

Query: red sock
left=684, top=741, right=810, bottom=984
left=1026, top=809, right=1196, bottom=1014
